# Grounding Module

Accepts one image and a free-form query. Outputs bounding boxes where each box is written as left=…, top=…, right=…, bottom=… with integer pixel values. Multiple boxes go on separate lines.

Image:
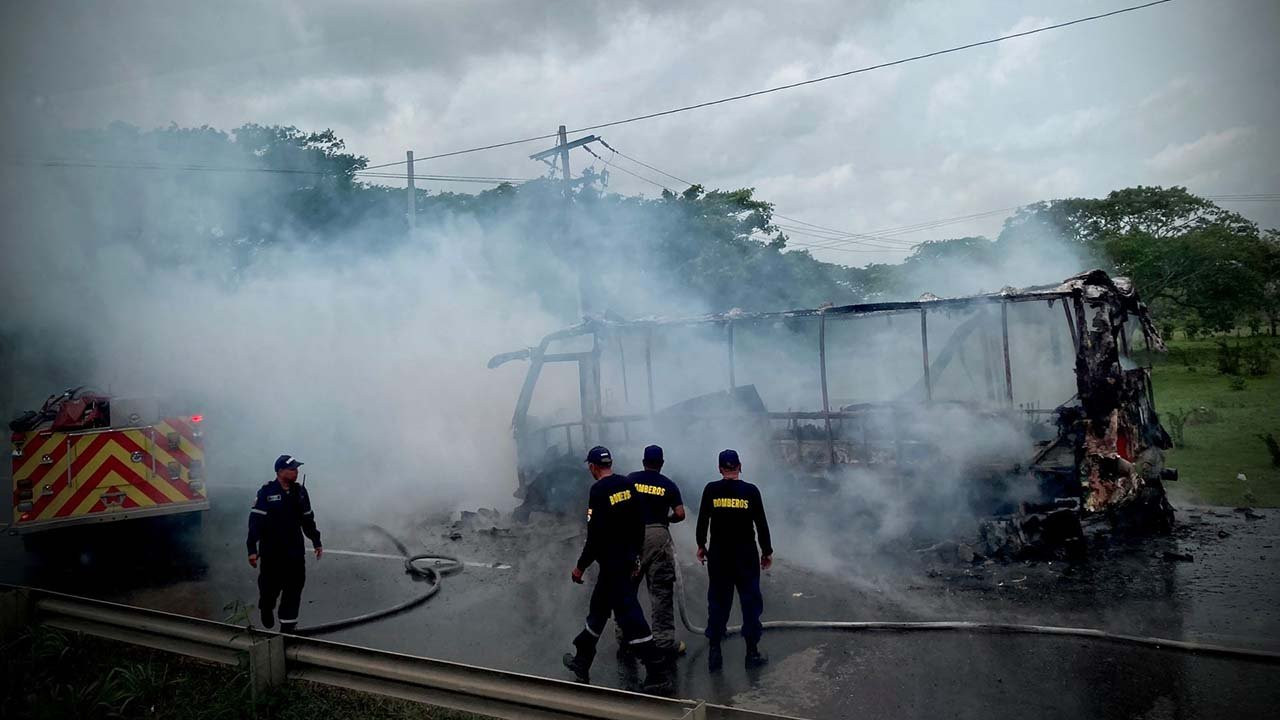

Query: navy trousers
left=585, top=561, right=652, bottom=644
left=259, top=555, right=305, bottom=627
left=705, top=549, right=762, bottom=644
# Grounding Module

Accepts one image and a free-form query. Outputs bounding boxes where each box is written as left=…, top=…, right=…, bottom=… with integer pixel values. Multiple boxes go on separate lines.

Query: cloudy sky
left=4, top=0, right=1277, bottom=264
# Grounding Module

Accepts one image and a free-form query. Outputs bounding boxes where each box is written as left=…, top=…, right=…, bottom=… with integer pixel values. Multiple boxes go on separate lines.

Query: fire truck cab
left=9, top=389, right=209, bottom=538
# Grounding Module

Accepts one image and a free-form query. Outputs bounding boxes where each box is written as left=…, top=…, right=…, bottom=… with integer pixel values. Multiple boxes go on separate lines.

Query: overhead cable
left=14, top=158, right=533, bottom=184
left=367, top=1, right=1176, bottom=171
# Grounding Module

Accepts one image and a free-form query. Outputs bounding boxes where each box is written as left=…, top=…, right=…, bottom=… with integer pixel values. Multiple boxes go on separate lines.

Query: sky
left=3, top=0, right=1278, bottom=265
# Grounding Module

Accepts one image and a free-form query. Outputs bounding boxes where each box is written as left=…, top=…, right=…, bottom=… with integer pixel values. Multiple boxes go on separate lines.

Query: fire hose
left=296, top=525, right=462, bottom=636
left=290, top=526, right=1278, bottom=662
left=670, top=554, right=1280, bottom=663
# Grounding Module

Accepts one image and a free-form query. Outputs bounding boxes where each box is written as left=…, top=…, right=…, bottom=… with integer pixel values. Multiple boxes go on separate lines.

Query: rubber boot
left=744, top=642, right=769, bottom=668
left=616, top=643, right=638, bottom=665
left=260, top=606, right=275, bottom=629
left=280, top=621, right=297, bottom=634
left=708, top=642, right=723, bottom=672
left=562, top=630, right=597, bottom=683
left=633, top=640, right=673, bottom=694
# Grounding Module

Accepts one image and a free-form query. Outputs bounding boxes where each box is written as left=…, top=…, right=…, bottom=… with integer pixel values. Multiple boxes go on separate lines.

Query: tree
left=998, top=186, right=1273, bottom=334
left=998, top=186, right=1254, bottom=253
left=1261, top=229, right=1280, bottom=336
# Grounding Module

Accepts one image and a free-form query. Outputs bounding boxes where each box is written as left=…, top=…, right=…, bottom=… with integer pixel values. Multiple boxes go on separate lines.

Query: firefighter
left=616, top=444, right=686, bottom=660
left=563, top=446, right=670, bottom=692
left=247, top=454, right=322, bottom=634
left=695, top=449, right=772, bottom=671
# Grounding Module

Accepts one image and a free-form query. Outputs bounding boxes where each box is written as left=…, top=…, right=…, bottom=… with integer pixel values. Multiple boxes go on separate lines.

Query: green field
left=1141, top=334, right=1280, bottom=507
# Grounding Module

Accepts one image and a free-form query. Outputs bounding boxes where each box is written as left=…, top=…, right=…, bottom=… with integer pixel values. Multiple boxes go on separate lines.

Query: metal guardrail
left=0, top=585, right=802, bottom=720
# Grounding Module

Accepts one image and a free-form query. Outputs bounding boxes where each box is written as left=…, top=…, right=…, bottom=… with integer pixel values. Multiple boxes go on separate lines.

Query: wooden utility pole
left=557, top=126, right=570, bottom=194
left=556, top=126, right=582, bottom=314
left=529, top=129, right=601, bottom=319
left=405, top=150, right=416, bottom=232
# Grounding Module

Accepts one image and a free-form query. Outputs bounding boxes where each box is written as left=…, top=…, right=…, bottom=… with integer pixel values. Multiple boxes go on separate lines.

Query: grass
left=1, top=627, right=489, bottom=720
left=1139, top=333, right=1280, bottom=507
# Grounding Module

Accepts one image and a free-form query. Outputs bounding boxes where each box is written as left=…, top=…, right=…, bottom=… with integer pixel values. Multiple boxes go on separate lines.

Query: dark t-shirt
left=575, top=472, right=645, bottom=570
left=627, top=469, right=683, bottom=526
left=695, top=478, right=772, bottom=557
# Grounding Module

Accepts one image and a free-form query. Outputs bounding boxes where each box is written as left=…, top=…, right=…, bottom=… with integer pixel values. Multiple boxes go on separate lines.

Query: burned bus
left=489, top=270, right=1175, bottom=555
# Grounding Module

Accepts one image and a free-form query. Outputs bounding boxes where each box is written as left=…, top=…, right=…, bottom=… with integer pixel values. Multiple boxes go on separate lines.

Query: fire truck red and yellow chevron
left=10, top=417, right=207, bottom=531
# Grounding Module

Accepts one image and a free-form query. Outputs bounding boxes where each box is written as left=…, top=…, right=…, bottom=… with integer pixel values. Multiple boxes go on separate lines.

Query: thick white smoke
left=1, top=164, right=572, bottom=518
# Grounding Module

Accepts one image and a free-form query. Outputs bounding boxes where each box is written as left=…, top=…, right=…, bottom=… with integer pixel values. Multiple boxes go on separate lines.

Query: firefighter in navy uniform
left=617, top=444, right=686, bottom=659
left=563, top=446, right=671, bottom=692
left=247, top=454, right=322, bottom=633
left=695, top=449, right=773, bottom=671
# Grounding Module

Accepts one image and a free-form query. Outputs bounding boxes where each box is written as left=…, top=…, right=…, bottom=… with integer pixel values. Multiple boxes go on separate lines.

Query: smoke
left=1, top=120, right=1094, bottom=582
left=0, top=144, right=580, bottom=518
left=527, top=224, right=1090, bottom=581
left=873, top=227, right=1096, bottom=303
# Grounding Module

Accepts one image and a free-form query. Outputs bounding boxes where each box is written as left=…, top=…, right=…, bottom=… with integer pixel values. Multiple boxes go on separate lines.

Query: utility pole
left=555, top=126, right=580, bottom=315
left=557, top=126, right=570, bottom=196
left=529, top=129, right=601, bottom=319
left=405, top=150, right=416, bottom=233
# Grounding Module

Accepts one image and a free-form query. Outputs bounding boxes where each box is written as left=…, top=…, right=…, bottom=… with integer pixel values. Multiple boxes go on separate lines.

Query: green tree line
left=29, top=123, right=1280, bottom=333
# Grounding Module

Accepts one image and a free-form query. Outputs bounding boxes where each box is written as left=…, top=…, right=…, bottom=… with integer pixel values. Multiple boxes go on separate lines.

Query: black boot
left=562, top=630, right=597, bottom=683
left=708, top=642, right=723, bottom=672
left=633, top=640, right=673, bottom=694
left=744, top=642, right=769, bottom=668
left=280, top=621, right=297, bottom=634
left=616, top=643, right=638, bottom=664
left=259, top=605, right=275, bottom=629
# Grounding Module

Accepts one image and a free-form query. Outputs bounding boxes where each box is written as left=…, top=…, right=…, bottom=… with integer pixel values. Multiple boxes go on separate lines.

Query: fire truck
left=9, top=388, right=209, bottom=540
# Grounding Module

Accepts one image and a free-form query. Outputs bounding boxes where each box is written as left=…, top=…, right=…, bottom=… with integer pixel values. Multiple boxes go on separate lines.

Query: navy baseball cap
left=718, top=449, right=741, bottom=468
left=585, top=446, right=612, bottom=465
left=643, top=445, right=664, bottom=463
left=274, top=454, right=304, bottom=472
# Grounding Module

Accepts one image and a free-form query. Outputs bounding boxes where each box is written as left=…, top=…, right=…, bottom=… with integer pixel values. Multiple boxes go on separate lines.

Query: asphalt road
left=3, top=487, right=1278, bottom=719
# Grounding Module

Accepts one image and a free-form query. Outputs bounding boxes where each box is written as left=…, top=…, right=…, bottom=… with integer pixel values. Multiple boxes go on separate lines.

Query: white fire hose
left=670, top=554, right=1280, bottom=663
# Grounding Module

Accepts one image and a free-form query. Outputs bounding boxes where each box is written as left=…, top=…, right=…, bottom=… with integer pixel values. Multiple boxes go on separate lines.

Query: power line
left=357, top=172, right=534, bottom=183
left=597, top=140, right=695, bottom=187
left=754, top=234, right=903, bottom=254
left=594, top=144, right=932, bottom=253
left=592, top=140, right=1280, bottom=254
left=789, top=207, right=1021, bottom=251
left=363, top=133, right=562, bottom=170
left=15, top=158, right=535, bottom=184
left=781, top=231, right=917, bottom=251
left=562, top=138, right=1280, bottom=257
left=22, top=158, right=345, bottom=177
left=774, top=223, right=920, bottom=250
left=862, top=207, right=1021, bottom=237
left=360, top=174, right=531, bottom=184
left=596, top=141, right=935, bottom=251
left=597, top=142, right=941, bottom=250
left=368, top=1, right=1175, bottom=171
left=581, top=144, right=678, bottom=193
left=788, top=194, right=1280, bottom=252
left=772, top=214, right=921, bottom=247
left=584, top=143, right=915, bottom=252
left=1205, top=194, right=1280, bottom=202
left=569, top=2, right=1175, bottom=136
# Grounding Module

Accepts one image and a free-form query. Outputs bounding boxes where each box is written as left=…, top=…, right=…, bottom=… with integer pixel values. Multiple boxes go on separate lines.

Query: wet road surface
left=3, top=488, right=1278, bottom=719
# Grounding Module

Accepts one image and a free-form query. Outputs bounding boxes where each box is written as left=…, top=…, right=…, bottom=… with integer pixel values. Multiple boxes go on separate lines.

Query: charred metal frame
left=493, top=270, right=1171, bottom=524
left=503, top=292, right=1068, bottom=460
